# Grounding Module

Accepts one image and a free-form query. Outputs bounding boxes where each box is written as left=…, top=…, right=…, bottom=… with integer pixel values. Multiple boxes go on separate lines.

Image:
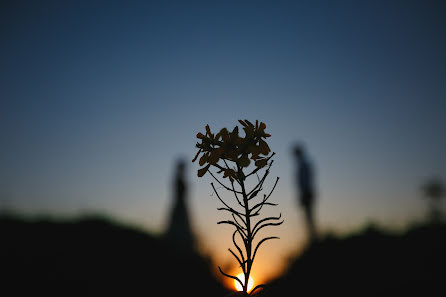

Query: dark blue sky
left=1, top=0, right=446, bottom=281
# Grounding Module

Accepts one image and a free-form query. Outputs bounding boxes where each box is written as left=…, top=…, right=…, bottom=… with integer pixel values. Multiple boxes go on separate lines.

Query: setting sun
left=234, top=273, right=254, bottom=292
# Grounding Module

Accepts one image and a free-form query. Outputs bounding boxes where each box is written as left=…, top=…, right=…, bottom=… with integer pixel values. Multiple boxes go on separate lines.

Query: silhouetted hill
left=3, top=214, right=445, bottom=297
left=0, top=214, right=226, bottom=297
left=268, top=222, right=446, bottom=297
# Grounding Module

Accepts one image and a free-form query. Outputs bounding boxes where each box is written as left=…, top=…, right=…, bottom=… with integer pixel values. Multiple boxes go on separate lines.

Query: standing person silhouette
left=293, top=144, right=317, bottom=244
left=165, top=159, right=195, bottom=251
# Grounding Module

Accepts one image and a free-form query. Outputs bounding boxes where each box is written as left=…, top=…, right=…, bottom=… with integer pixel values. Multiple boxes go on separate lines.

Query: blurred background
left=1, top=0, right=445, bottom=296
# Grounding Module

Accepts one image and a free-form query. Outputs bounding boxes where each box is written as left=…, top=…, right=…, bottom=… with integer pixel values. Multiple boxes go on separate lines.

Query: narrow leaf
left=197, top=164, right=210, bottom=177
left=192, top=149, right=201, bottom=162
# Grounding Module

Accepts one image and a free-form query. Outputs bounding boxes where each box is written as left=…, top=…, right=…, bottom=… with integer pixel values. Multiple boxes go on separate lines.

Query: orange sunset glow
left=234, top=273, right=254, bottom=292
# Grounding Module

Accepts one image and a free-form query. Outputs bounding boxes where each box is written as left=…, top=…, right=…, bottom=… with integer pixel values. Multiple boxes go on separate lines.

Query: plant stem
left=238, top=170, right=252, bottom=296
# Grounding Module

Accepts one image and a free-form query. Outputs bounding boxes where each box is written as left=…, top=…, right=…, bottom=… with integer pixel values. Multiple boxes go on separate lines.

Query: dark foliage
left=268, top=222, right=446, bottom=297
left=0, top=215, right=226, bottom=297
left=2, top=214, right=445, bottom=296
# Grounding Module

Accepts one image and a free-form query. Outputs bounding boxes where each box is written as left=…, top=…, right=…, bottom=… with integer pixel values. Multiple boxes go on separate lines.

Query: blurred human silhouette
left=293, top=144, right=317, bottom=244
left=165, top=159, right=196, bottom=250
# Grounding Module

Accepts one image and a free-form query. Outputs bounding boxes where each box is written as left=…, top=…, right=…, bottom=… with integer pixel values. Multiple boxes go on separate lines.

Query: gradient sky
left=2, top=0, right=446, bottom=284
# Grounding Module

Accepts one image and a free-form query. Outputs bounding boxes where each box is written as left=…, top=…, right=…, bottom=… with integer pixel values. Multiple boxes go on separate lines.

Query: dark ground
left=1, top=214, right=445, bottom=297
left=0, top=214, right=226, bottom=297
left=267, top=222, right=446, bottom=297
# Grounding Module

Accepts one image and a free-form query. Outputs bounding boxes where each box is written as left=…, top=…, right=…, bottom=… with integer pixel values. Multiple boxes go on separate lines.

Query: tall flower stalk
left=193, top=120, right=283, bottom=296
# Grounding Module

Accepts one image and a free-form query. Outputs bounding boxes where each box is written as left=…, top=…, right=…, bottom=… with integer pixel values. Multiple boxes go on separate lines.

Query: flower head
left=192, top=120, right=272, bottom=179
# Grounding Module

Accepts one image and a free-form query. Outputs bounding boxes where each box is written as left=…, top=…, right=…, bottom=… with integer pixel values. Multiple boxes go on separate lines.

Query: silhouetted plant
left=193, top=120, right=283, bottom=296
left=422, top=178, right=445, bottom=222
